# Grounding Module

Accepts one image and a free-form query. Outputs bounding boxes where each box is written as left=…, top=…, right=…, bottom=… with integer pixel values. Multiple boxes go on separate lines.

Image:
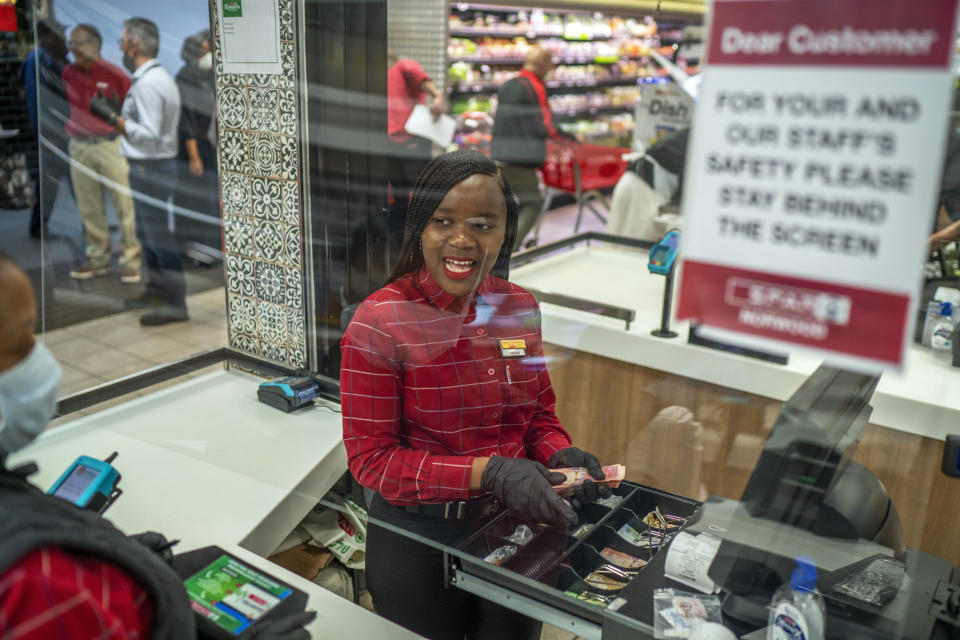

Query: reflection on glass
left=8, top=0, right=226, bottom=397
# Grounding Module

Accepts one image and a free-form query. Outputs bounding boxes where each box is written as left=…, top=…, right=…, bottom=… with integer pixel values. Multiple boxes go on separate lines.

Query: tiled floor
left=44, top=287, right=228, bottom=398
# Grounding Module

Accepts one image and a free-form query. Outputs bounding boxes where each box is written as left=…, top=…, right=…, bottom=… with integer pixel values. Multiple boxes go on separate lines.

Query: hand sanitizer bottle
left=766, top=556, right=825, bottom=640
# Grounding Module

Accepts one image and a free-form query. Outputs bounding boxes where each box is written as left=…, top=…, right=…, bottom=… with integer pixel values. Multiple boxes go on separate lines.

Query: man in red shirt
left=386, top=54, right=445, bottom=245
left=63, top=24, right=142, bottom=284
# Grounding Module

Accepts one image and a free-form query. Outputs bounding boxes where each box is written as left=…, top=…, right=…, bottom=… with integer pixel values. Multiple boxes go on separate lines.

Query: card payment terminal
left=649, top=229, right=681, bottom=339
left=647, top=229, right=680, bottom=276
left=257, top=376, right=319, bottom=412
left=48, top=451, right=122, bottom=514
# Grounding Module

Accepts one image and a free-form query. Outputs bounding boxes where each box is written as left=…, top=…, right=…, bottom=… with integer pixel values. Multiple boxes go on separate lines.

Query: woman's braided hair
left=385, top=149, right=519, bottom=285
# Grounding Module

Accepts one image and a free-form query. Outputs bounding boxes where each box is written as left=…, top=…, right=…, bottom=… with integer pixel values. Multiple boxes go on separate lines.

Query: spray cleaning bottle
left=930, top=302, right=955, bottom=354
left=766, top=556, right=825, bottom=640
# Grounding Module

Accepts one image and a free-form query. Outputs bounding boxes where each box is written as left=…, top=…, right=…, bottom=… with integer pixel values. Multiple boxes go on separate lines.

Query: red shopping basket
left=542, top=140, right=630, bottom=193
left=524, top=140, right=630, bottom=247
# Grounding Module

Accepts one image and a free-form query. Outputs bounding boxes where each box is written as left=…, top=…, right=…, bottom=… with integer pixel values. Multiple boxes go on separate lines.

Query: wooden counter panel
left=544, top=343, right=960, bottom=565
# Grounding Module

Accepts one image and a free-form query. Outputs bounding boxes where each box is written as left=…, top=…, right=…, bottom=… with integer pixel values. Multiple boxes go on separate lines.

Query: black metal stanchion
left=651, top=267, right=678, bottom=338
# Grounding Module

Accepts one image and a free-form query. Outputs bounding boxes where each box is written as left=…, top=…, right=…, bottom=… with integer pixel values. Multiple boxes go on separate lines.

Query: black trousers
left=128, top=158, right=186, bottom=308
left=366, top=494, right=542, bottom=640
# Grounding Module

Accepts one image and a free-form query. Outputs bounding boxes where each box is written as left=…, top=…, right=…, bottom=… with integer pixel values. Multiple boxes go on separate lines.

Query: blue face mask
left=0, top=341, right=62, bottom=454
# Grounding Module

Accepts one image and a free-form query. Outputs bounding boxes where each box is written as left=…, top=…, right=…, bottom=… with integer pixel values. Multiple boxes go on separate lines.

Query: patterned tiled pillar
left=210, top=0, right=307, bottom=368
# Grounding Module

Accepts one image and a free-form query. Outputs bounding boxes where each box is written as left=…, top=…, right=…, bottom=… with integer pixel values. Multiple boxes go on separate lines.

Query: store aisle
left=522, top=200, right=607, bottom=248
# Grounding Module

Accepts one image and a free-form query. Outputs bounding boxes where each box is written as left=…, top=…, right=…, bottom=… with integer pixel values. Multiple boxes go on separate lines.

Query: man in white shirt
left=113, top=17, right=187, bottom=326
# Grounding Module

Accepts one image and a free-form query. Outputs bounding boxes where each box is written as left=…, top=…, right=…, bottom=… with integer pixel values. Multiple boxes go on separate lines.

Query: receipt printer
left=48, top=452, right=122, bottom=513
left=257, top=376, right=319, bottom=413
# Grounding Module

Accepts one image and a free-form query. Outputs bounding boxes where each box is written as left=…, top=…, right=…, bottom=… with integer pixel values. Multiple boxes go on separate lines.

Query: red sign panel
left=707, top=0, right=956, bottom=68
left=677, top=260, right=909, bottom=363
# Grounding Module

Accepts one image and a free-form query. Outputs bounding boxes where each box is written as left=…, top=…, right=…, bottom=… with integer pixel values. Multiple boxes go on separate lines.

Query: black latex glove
left=128, top=531, right=176, bottom=565
left=247, top=610, right=317, bottom=640
left=548, top=447, right=612, bottom=508
left=481, top=456, right=575, bottom=525
left=89, top=94, right=119, bottom=126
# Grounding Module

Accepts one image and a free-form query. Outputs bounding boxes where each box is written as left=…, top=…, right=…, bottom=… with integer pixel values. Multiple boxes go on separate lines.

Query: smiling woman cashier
left=341, top=150, right=609, bottom=640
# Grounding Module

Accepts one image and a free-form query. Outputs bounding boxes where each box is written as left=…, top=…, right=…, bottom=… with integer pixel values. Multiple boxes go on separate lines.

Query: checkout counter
left=324, top=364, right=960, bottom=639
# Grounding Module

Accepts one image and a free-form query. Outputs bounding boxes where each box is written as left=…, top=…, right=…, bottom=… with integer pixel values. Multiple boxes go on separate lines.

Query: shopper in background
left=491, top=46, right=570, bottom=251
left=0, top=251, right=197, bottom=640
left=341, top=150, right=609, bottom=640
left=18, top=18, right=72, bottom=239
left=63, top=24, right=142, bottom=284
left=386, top=53, right=445, bottom=246
left=107, top=17, right=186, bottom=325
left=174, top=30, right=218, bottom=228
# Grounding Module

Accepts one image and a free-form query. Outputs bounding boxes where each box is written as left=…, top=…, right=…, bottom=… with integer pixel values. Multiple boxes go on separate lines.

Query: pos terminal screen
left=650, top=245, right=670, bottom=265
left=51, top=464, right=98, bottom=503
left=184, top=555, right=291, bottom=635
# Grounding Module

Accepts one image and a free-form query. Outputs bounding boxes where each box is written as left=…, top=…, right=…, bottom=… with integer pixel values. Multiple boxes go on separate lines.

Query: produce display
left=448, top=36, right=658, bottom=62
left=446, top=5, right=699, bottom=148
left=448, top=10, right=659, bottom=39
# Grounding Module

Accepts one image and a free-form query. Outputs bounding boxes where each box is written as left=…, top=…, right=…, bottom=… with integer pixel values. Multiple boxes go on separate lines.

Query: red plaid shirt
left=341, top=266, right=572, bottom=505
left=0, top=546, right=154, bottom=639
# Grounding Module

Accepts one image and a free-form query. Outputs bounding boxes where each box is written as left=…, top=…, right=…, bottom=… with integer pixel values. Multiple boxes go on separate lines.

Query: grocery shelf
left=449, top=28, right=563, bottom=38
left=449, top=56, right=527, bottom=65
left=552, top=104, right=635, bottom=119
left=449, top=27, right=620, bottom=41
left=450, top=75, right=656, bottom=95
left=447, top=3, right=701, bottom=152
left=558, top=129, right=635, bottom=143
left=448, top=55, right=652, bottom=65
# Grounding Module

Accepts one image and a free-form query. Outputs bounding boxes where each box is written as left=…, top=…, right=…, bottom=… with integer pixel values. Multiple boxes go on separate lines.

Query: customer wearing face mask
left=91, top=17, right=186, bottom=326
left=0, top=251, right=197, bottom=639
left=173, top=30, right=219, bottom=236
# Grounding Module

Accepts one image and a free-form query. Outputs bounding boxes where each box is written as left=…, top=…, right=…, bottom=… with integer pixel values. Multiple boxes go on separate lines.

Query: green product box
left=223, top=0, right=242, bottom=18
left=184, top=554, right=290, bottom=635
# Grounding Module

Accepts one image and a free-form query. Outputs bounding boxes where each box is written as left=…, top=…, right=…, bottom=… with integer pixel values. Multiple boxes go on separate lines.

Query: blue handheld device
left=647, top=229, right=680, bottom=276
left=48, top=452, right=122, bottom=513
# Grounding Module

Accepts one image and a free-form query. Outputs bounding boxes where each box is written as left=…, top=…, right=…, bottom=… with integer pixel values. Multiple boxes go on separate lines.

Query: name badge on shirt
left=499, top=339, right=527, bottom=358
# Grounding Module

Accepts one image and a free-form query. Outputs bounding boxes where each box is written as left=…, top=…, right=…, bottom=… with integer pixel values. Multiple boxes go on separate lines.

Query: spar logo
left=724, top=278, right=851, bottom=341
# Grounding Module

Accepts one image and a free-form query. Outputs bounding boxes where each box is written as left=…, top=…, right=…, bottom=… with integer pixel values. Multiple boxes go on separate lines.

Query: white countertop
left=8, top=368, right=422, bottom=640
left=511, top=243, right=960, bottom=441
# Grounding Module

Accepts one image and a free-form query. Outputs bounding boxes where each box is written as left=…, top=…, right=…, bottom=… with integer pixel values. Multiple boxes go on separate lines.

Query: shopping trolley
left=527, top=139, right=630, bottom=248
